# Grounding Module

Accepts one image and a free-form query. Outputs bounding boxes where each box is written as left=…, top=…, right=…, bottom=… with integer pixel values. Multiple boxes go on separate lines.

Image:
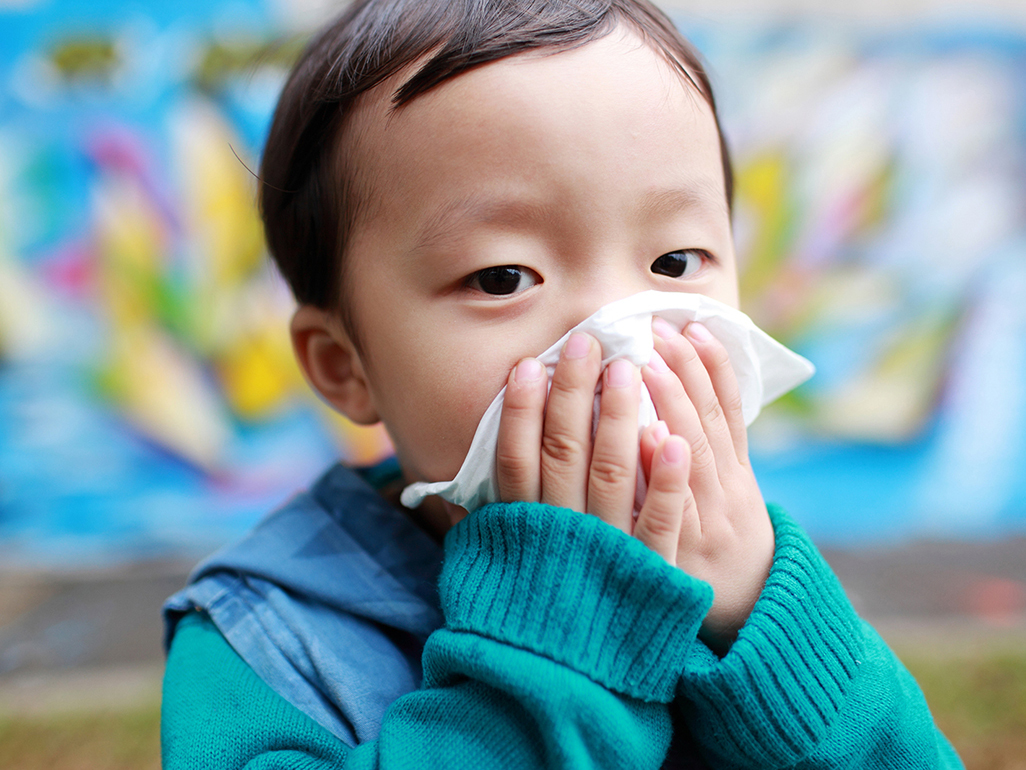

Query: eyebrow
left=637, top=179, right=729, bottom=222
left=413, top=178, right=728, bottom=251
left=413, top=192, right=554, bottom=252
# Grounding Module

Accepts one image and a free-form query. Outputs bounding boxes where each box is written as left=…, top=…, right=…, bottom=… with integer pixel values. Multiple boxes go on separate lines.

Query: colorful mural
left=0, top=2, right=1024, bottom=565
left=701, top=26, right=1026, bottom=542
left=0, top=0, right=392, bottom=566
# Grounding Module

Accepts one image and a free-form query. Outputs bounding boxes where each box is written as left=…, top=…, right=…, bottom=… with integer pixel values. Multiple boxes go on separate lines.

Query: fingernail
left=515, top=358, right=543, bottom=383
left=686, top=322, right=712, bottom=342
left=606, top=359, right=634, bottom=388
left=662, top=436, right=686, bottom=464
left=652, top=317, right=676, bottom=340
left=647, top=351, right=669, bottom=372
left=652, top=420, right=669, bottom=443
left=564, top=332, right=591, bottom=359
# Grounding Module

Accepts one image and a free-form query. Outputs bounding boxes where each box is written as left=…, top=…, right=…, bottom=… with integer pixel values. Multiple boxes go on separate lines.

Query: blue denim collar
left=164, top=461, right=444, bottom=745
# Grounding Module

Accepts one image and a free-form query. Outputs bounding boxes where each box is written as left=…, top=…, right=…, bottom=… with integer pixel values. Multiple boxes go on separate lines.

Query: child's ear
left=290, top=305, right=379, bottom=425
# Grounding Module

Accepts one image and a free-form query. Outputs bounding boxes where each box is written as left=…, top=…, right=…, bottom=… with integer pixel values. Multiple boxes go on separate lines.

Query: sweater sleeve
left=675, top=504, right=964, bottom=769
left=162, top=501, right=716, bottom=769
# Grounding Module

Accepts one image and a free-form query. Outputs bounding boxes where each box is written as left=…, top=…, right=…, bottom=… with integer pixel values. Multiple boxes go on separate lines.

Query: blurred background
left=1, top=0, right=1024, bottom=767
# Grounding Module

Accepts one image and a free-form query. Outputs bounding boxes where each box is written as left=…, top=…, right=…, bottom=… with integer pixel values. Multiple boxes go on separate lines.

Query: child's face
left=343, top=28, right=737, bottom=502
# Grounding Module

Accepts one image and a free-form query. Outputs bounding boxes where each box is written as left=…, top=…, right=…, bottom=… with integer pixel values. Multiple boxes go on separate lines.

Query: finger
left=652, top=318, right=735, bottom=466
left=642, top=349, right=721, bottom=513
left=639, top=420, right=669, bottom=484
left=633, top=435, right=694, bottom=564
left=587, top=360, right=641, bottom=532
left=683, top=322, right=748, bottom=462
left=540, top=332, right=602, bottom=512
left=496, top=358, right=548, bottom=502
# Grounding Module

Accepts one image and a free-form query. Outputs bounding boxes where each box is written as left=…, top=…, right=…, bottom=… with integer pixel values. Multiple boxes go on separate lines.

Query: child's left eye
left=650, top=249, right=709, bottom=279
left=466, top=265, right=540, bottom=296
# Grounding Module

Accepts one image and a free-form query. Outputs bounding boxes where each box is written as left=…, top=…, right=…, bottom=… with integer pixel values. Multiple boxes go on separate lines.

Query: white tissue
left=400, top=290, right=814, bottom=512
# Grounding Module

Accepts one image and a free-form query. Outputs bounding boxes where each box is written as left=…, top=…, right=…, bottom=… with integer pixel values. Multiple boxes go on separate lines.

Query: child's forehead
left=341, top=29, right=727, bottom=252
left=355, top=27, right=695, bottom=121
left=347, top=27, right=707, bottom=175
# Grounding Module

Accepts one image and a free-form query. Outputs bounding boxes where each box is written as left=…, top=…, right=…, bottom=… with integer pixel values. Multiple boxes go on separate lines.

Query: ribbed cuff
left=440, top=502, right=714, bottom=703
left=678, top=504, right=865, bottom=767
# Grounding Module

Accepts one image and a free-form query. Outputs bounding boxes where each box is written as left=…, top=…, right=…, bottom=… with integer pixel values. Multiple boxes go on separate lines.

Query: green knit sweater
left=161, top=503, right=962, bottom=768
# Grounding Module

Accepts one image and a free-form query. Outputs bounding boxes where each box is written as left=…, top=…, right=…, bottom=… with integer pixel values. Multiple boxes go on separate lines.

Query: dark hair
left=259, top=0, right=734, bottom=333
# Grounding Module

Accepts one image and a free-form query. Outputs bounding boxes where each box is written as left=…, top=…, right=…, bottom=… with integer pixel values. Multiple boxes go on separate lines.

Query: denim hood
left=163, top=461, right=444, bottom=746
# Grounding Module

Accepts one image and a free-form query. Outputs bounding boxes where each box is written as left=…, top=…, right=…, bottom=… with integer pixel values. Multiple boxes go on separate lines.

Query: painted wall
left=0, top=0, right=1023, bottom=565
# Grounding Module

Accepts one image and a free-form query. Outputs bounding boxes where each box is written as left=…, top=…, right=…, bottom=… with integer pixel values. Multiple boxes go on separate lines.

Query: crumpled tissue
left=401, top=290, right=814, bottom=512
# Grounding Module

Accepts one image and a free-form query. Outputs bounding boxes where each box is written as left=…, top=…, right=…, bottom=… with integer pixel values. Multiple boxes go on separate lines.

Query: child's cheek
left=387, top=372, right=495, bottom=485
left=433, top=362, right=517, bottom=480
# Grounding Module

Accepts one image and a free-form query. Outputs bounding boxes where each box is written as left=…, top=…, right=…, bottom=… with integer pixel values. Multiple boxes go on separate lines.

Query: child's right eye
left=466, top=265, right=540, bottom=296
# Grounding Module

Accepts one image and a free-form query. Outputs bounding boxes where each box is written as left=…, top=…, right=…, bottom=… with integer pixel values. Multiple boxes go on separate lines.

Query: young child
left=161, top=0, right=963, bottom=767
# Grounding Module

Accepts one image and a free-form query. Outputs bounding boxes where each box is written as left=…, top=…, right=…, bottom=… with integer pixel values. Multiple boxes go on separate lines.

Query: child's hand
left=496, top=332, right=692, bottom=562
left=640, top=319, right=774, bottom=651
left=495, top=323, right=773, bottom=653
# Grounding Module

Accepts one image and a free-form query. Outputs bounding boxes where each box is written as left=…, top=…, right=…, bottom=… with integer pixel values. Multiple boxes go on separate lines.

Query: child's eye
left=650, top=249, right=709, bottom=279
left=467, top=265, right=540, bottom=296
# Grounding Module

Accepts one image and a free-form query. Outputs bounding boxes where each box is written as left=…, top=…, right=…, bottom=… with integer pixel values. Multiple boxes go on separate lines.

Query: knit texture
left=162, top=612, right=348, bottom=770
left=440, top=502, right=712, bottom=702
left=163, top=502, right=698, bottom=769
left=678, top=504, right=963, bottom=768
left=162, top=501, right=964, bottom=769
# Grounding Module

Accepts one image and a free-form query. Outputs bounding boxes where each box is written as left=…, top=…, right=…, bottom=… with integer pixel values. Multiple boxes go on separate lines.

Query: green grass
left=0, top=648, right=1023, bottom=769
left=898, top=646, right=1026, bottom=769
left=0, top=702, right=161, bottom=770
